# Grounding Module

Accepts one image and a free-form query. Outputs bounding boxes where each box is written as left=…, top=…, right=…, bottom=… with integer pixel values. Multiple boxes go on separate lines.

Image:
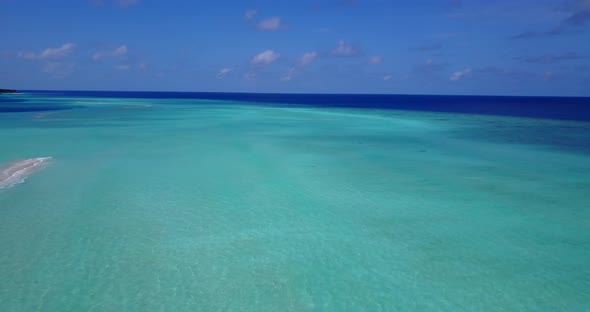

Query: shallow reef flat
left=0, top=92, right=589, bottom=311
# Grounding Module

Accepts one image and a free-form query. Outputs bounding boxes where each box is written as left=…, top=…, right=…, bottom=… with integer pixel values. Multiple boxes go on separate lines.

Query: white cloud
left=257, top=17, right=283, bottom=31
left=92, top=52, right=104, bottom=61
left=251, top=49, right=280, bottom=65
left=17, top=43, right=77, bottom=77
left=369, top=55, right=383, bottom=64
left=383, top=75, right=392, bottom=81
left=244, top=9, right=257, bottom=21
left=112, top=45, right=128, bottom=56
left=282, top=68, right=298, bottom=81
left=18, top=43, right=76, bottom=60
left=449, top=68, right=472, bottom=81
left=331, top=40, right=362, bottom=57
left=93, top=45, right=128, bottom=61
left=114, top=64, right=130, bottom=71
left=217, top=67, right=234, bottom=78
left=299, top=51, right=318, bottom=66
left=281, top=52, right=317, bottom=81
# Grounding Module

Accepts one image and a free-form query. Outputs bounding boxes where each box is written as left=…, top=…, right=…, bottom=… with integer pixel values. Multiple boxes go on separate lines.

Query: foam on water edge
left=0, top=157, right=52, bottom=189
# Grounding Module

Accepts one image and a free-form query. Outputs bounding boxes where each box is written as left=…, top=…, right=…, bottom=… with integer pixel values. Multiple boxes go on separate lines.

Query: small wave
left=0, top=157, right=52, bottom=189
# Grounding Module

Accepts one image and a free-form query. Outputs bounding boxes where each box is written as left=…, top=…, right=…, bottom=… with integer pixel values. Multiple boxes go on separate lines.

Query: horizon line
left=11, top=89, right=590, bottom=99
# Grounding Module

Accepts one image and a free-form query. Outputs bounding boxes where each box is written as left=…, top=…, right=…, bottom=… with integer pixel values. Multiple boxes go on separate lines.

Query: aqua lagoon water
left=0, top=92, right=589, bottom=311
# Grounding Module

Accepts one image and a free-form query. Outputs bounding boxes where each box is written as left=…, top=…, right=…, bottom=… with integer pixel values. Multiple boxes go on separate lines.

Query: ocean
left=1, top=91, right=589, bottom=311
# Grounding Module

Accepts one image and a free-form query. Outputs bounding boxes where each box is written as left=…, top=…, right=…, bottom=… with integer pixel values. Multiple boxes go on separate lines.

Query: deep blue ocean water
left=2, top=91, right=590, bottom=121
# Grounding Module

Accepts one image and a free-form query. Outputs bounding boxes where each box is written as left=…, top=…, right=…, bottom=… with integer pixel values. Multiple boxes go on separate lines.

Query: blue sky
left=0, top=0, right=589, bottom=96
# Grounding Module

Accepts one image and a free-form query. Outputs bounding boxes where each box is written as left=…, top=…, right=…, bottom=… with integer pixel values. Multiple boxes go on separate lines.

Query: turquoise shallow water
left=0, top=94, right=589, bottom=311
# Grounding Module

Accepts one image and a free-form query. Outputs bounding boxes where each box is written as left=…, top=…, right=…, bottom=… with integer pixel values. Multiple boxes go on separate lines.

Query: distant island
left=0, top=89, right=18, bottom=94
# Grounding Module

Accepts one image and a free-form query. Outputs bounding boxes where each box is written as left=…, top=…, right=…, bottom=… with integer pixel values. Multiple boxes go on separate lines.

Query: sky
left=0, top=0, right=589, bottom=96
